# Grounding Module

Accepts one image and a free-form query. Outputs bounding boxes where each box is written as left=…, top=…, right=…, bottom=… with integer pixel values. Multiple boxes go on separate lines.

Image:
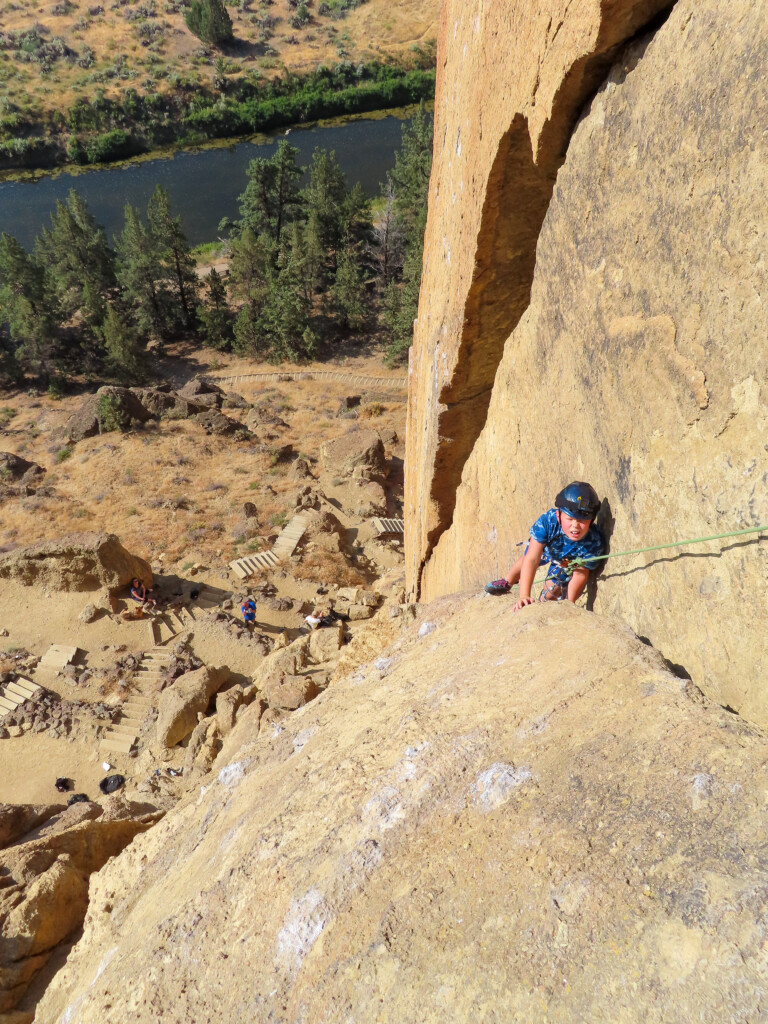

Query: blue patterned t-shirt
left=529, top=508, right=605, bottom=581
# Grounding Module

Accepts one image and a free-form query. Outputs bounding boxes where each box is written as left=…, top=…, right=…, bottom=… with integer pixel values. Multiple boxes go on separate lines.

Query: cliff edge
left=405, top=0, right=768, bottom=725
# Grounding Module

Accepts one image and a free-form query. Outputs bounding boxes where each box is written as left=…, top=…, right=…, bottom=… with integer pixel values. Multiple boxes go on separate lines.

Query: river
left=0, top=113, right=411, bottom=250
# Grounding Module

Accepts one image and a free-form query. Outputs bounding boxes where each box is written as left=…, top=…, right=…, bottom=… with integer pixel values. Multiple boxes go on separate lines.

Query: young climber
left=485, top=481, right=605, bottom=612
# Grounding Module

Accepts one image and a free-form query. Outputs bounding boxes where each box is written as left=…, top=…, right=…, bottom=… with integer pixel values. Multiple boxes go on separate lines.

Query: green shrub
left=96, top=392, right=125, bottom=432
left=56, top=445, right=73, bottom=462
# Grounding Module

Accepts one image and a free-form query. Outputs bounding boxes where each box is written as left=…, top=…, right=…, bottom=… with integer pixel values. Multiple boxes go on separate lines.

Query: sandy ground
left=0, top=345, right=405, bottom=813
left=0, top=732, right=107, bottom=805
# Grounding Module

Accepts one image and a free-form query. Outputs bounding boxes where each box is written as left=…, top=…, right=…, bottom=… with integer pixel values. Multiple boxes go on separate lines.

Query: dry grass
left=1, top=0, right=440, bottom=125
left=0, top=346, right=405, bottom=582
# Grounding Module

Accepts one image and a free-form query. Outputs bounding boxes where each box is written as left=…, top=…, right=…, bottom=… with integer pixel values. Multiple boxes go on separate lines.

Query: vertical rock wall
left=408, top=0, right=768, bottom=724
left=405, top=0, right=676, bottom=596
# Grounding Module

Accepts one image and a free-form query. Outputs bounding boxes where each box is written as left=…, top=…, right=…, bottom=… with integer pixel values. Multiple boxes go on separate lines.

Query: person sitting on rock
left=485, top=482, right=605, bottom=611
left=130, top=578, right=158, bottom=611
left=305, top=606, right=328, bottom=630
left=241, top=596, right=256, bottom=627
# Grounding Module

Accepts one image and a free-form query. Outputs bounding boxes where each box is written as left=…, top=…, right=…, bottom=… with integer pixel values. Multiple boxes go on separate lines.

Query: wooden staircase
left=0, top=676, right=44, bottom=716
left=370, top=517, right=405, bottom=537
left=229, top=513, right=310, bottom=580
left=145, top=604, right=198, bottom=647
left=99, top=647, right=172, bottom=756
left=99, top=693, right=156, bottom=756
left=33, top=644, right=79, bottom=682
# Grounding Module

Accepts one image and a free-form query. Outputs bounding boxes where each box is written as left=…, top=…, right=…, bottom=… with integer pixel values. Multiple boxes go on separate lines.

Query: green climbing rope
left=503, top=522, right=767, bottom=598
left=569, top=523, right=768, bottom=571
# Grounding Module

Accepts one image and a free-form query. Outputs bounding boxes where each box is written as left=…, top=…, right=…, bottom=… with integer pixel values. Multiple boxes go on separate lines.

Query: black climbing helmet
left=555, top=481, right=600, bottom=521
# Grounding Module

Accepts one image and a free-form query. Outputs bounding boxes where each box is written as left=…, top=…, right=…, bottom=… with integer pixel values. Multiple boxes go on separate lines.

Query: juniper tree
left=115, top=204, right=169, bottom=338
left=101, top=302, right=142, bottom=380
left=147, top=185, right=198, bottom=330
left=34, top=189, right=115, bottom=345
left=238, top=141, right=303, bottom=245
left=331, top=240, right=366, bottom=331
left=197, top=268, right=233, bottom=349
left=0, top=232, right=57, bottom=378
left=380, top=102, right=432, bottom=363
left=302, top=148, right=348, bottom=254
left=186, top=0, right=233, bottom=46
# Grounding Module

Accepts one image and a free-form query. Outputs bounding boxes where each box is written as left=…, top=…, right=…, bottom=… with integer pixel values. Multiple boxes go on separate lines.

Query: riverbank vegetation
left=0, top=105, right=431, bottom=381
left=0, top=0, right=438, bottom=171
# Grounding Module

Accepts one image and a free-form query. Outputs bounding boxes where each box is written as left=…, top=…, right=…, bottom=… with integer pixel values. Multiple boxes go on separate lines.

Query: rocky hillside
left=34, top=597, right=768, bottom=1022
left=405, top=0, right=767, bottom=727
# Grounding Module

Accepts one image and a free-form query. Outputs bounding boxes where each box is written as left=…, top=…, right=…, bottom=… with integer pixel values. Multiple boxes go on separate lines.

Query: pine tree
left=302, top=148, right=349, bottom=253
left=186, top=0, right=233, bottom=45
left=331, top=241, right=366, bottom=331
left=230, top=228, right=275, bottom=355
left=380, top=102, right=433, bottom=364
left=197, top=268, right=233, bottom=349
left=101, top=303, right=142, bottom=380
left=238, top=141, right=302, bottom=244
left=0, top=232, right=57, bottom=378
left=147, top=185, right=198, bottom=330
left=260, top=233, right=315, bottom=362
left=115, top=205, right=169, bottom=338
left=34, top=189, right=115, bottom=344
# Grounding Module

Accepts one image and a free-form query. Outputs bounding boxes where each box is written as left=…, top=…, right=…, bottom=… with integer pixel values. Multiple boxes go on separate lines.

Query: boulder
left=32, top=598, right=768, bottom=1024
left=308, top=621, right=344, bottom=663
left=0, top=804, right=63, bottom=850
left=79, top=602, right=98, bottom=624
left=245, top=406, right=288, bottom=431
left=177, top=376, right=224, bottom=400
left=193, top=410, right=246, bottom=437
left=0, top=453, right=45, bottom=487
left=252, top=641, right=308, bottom=693
left=291, top=458, right=313, bottom=480
left=0, top=810, right=159, bottom=1013
left=0, top=533, right=152, bottom=593
left=320, top=428, right=386, bottom=479
left=223, top=391, right=248, bottom=410
left=260, top=672, right=319, bottom=711
left=156, top=666, right=230, bottom=748
left=66, top=387, right=152, bottom=443
left=129, top=388, right=207, bottom=419
left=348, top=604, right=374, bottom=621
left=353, top=480, right=387, bottom=517
left=303, top=510, right=346, bottom=554
left=216, top=686, right=244, bottom=738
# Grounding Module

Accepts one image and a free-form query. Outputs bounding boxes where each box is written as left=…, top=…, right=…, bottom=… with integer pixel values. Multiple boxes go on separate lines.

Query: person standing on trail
left=241, top=595, right=256, bottom=628
left=485, top=482, right=605, bottom=611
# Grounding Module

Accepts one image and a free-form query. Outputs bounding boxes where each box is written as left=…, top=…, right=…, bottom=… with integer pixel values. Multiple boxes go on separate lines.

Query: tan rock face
left=405, top=0, right=674, bottom=596
left=0, top=811, right=158, bottom=1013
left=34, top=598, right=768, bottom=1023
left=0, top=532, right=152, bottom=593
left=412, top=0, right=768, bottom=724
left=320, top=428, right=386, bottom=479
left=156, top=666, right=230, bottom=748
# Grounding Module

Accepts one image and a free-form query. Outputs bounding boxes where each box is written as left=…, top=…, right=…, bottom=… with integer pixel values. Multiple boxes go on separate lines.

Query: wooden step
left=5, top=680, right=40, bottom=701
left=108, top=723, right=139, bottom=737
left=12, top=676, right=41, bottom=697
left=370, top=517, right=405, bottom=537
left=0, top=694, right=19, bottom=713
left=100, top=735, right=134, bottom=755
